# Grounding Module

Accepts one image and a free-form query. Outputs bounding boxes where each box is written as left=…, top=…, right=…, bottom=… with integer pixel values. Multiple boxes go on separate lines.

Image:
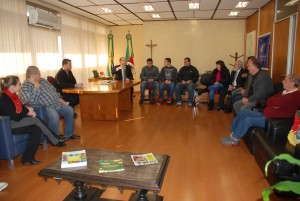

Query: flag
left=106, top=34, right=114, bottom=76
left=125, top=33, right=135, bottom=74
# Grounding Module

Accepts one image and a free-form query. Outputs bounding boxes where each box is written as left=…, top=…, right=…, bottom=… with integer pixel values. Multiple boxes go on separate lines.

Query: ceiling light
left=285, top=0, right=299, bottom=6
left=143, top=5, right=154, bottom=12
left=236, top=2, right=250, bottom=8
left=277, top=10, right=282, bottom=14
left=151, top=14, right=160, bottom=19
left=189, top=2, right=199, bottom=9
left=100, top=7, right=112, bottom=13
left=229, top=11, right=239, bottom=16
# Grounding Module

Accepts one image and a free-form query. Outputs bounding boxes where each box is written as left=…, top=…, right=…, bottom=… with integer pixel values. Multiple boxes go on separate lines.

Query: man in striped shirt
left=19, top=66, right=79, bottom=140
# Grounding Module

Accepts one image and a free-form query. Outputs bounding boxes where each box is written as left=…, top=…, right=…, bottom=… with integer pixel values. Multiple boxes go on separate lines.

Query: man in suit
left=223, top=60, right=248, bottom=113
left=56, top=59, right=83, bottom=109
left=112, top=57, right=134, bottom=102
left=112, top=57, right=134, bottom=81
left=233, top=56, right=273, bottom=113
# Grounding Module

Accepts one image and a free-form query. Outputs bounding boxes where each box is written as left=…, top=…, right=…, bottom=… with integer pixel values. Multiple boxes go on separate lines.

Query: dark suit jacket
left=229, top=68, right=248, bottom=88
left=55, top=68, right=77, bottom=99
left=112, top=65, right=134, bottom=80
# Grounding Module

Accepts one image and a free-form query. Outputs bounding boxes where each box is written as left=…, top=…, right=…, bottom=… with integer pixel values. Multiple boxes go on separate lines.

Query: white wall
left=110, top=20, right=246, bottom=89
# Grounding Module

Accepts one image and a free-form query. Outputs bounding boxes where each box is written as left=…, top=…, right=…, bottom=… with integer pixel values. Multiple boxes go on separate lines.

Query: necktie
left=233, top=71, right=238, bottom=87
left=122, top=67, right=127, bottom=80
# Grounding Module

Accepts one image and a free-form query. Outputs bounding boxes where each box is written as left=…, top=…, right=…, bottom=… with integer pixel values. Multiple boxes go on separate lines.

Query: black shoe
left=139, top=99, right=143, bottom=104
left=217, top=107, right=223, bottom=111
left=224, top=108, right=232, bottom=113
left=69, top=135, right=80, bottom=140
left=22, top=160, right=42, bottom=165
left=150, top=99, right=155, bottom=104
left=56, top=141, right=66, bottom=147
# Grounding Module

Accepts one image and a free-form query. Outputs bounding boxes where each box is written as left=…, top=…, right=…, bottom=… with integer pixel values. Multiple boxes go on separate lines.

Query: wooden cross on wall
left=229, top=52, right=244, bottom=67
left=145, top=40, right=157, bottom=59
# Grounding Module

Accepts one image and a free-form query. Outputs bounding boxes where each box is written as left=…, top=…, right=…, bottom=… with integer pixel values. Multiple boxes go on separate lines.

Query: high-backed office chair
left=0, top=105, right=48, bottom=167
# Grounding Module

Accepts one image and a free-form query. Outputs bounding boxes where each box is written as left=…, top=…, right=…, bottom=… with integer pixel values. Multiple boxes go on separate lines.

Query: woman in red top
left=0, top=76, right=65, bottom=165
left=197, top=60, right=230, bottom=110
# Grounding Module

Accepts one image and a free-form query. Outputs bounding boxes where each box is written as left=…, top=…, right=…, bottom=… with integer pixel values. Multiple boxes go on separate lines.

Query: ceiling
left=39, top=0, right=272, bottom=26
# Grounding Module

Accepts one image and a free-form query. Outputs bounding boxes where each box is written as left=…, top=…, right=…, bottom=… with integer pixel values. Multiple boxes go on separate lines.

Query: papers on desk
left=100, top=80, right=117, bottom=85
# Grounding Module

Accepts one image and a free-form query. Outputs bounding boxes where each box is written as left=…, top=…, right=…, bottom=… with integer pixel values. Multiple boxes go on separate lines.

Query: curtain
left=0, top=0, right=107, bottom=84
left=0, top=0, right=31, bottom=81
left=61, top=14, right=106, bottom=83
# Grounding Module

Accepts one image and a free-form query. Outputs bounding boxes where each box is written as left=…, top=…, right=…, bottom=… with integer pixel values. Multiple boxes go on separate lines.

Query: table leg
left=73, top=181, right=87, bottom=199
left=138, top=189, right=148, bottom=200
left=129, top=190, right=163, bottom=201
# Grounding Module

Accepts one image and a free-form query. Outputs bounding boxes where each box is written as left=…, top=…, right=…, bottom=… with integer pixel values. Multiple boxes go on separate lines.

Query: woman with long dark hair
left=0, top=75, right=65, bottom=165
left=197, top=60, right=230, bottom=110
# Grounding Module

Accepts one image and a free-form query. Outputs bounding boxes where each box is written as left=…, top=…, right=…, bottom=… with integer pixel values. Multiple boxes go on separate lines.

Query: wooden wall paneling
left=272, top=18, right=290, bottom=83
left=259, top=0, right=275, bottom=75
left=293, top=1, right=300, bottom=73
left=246, top=12, right=258, bottom=33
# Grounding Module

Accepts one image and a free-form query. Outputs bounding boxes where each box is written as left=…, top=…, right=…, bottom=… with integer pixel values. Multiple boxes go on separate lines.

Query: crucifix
left=145, top=40, right=157, bottom=59
left=229, top=52, right=244, bottom=66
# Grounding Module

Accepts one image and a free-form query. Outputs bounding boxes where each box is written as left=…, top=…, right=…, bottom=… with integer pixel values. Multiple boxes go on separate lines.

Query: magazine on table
left=99, top=159, right=124, bottom=173
left=61, top=150, right=87, bottom=168
left=131, top=153, right=158, bottom=166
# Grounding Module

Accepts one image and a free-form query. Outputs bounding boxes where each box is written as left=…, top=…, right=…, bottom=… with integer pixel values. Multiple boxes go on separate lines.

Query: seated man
left=56, top=59, right=83, bottom=109
left=175, top=57, right=199, bottom=106
left=139, top=58, right=159, bottom=104
left=233, top=56, right=273, bottom=113
left=112, top=57, right=134, bottom=102
left=223, top=60, right=248, bottom=113
left=19, top=66, right=80, bottom=140
left=158, top=57, right=177, bottom=104
left=221, top=74, right=300, bottom=146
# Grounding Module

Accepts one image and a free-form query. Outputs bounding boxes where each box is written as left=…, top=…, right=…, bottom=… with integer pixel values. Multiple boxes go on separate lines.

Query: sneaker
left=220, top=135, right=232, bottom=143
left=167, top=97, right=173, bottom=104
left=221, top=138, right=240, bottom=146
left=0, top=182, right=8, bottom=191
left=176, top=101, right=182, bottom=106
left=158, top=98, right=163, bottom=104
left=150, top=99, right=155, bottom=104
left=188, top=102, right=193, bottom=107
left=139, top=99, right=143, bottom=104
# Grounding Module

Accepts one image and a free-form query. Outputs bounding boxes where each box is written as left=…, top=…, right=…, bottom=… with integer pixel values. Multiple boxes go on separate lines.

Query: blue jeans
left=159, top=82, right=175, bottom=99
left=46, top=105, right=74, bottom=137
left=140, top=81, right=159, bottom=101
left=208, top=83, right=223, bottom=100
left=230, top=109, right=266, bottom=140
left=175, top=82, right=196, bottom=103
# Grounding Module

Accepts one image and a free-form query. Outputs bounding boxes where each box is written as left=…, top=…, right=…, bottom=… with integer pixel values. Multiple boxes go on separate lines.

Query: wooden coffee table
left=38, top=148, right=170, bottom=201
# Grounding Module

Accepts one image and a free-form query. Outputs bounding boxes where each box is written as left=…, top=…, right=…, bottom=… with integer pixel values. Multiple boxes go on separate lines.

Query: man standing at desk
left=112, top=57, right=134, bottom=102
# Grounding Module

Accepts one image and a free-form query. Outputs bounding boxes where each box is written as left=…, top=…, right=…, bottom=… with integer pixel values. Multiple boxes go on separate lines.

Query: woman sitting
left=197, top=60, right=230, bottom=110
left=0, top=75, right=65, bottom=165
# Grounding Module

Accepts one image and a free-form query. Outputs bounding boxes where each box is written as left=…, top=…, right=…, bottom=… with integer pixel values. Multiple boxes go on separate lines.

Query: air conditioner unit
left=28, top=8, right=62, bottom=30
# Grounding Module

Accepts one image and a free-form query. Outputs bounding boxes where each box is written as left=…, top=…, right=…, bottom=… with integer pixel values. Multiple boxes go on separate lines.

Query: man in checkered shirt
left=19, top=66, right=80, bottom=140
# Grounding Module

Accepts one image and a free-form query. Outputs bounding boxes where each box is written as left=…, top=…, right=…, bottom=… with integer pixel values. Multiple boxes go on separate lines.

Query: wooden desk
left=88, top=77, right=112, bottom=82
left=38, top=148, right=170, bottom=201
left=62, top=81, right=140, bottom=121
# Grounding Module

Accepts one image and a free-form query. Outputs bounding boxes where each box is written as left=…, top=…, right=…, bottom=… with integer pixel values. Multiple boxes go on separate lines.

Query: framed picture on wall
left=257, top=33, right=271, bottom=70
left=246, top=30, right=256, bottom=58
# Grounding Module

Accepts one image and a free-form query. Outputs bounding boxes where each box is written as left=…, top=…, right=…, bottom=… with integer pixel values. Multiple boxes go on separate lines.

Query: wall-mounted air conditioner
left=28, top=7, right=62, bottom=30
